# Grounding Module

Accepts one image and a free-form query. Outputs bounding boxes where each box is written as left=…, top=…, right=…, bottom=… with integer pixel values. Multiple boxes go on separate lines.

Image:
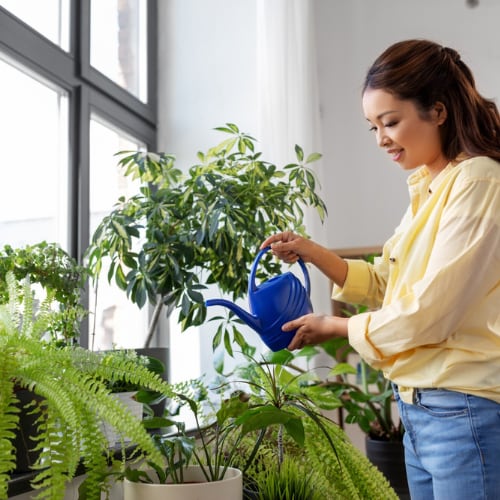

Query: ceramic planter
left=101, top=391, right=143, bottom=447
left=123, top=466, right=243, bottom=500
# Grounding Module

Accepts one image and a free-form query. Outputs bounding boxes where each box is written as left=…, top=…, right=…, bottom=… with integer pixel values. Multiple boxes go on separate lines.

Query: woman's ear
left=433, top=101, right=448, bottom=125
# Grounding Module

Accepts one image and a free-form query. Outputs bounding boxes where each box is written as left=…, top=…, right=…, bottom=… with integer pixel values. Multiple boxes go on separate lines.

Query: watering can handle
left=249, top=246, right=311, bottom=296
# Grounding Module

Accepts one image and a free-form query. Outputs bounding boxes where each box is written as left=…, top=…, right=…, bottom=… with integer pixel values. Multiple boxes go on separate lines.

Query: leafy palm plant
left=0, top=272, right=175, bottom=500
left=85, top=124, right=327, bottom=350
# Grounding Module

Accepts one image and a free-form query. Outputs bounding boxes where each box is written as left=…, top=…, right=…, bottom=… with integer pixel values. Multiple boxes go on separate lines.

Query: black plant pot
left=135, top=347, right=169, bottom=417
left=13, top=389, right=43, bottom=473
left=243, top=487, right=259, bottom=500
left=365, top=436, right=410, bottom=499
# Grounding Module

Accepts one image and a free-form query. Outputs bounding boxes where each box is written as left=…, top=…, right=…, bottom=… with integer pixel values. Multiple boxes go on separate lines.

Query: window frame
left=0, top=0, right=158, bottom=347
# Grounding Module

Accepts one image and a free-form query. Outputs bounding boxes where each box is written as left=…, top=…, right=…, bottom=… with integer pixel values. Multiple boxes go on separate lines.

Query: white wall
left=157, top=0, right=500, bottom=378
left=157, top=0, right=258, bottom=163
left=158, top=0, right=500, bottom=249
left=315, top=0, right=500, bottom=249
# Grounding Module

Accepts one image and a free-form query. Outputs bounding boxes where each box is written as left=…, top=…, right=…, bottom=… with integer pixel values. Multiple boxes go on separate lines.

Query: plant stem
left=144, top=300, right=164, bottom=347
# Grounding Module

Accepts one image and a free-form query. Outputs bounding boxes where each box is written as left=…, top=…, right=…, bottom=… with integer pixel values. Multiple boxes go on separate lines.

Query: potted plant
left=99, top=348, right=167, bottom=447
left=327, top=252, right=409, bottom=497
left=319, top=337, right=408, bottom=496
left=120, top=345, right=398, bottom=499
left=85, top=123, right=327, bottom=352
left=122, top=377, right=248, bottom=499
left=216, top=350, right=399, bottom=500
left=0, top=272, right=177, bottom=500
left=0, top=241, right=91, bottom=476
left=0, top=241, right=88, bottom=346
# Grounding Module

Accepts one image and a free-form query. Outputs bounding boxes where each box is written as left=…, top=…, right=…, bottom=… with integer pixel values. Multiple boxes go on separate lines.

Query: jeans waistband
left=393, top=383, right=438, bottom=404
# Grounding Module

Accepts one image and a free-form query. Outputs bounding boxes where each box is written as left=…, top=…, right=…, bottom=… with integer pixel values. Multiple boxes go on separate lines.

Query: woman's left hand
left=283, top=314, right=349, bottom=350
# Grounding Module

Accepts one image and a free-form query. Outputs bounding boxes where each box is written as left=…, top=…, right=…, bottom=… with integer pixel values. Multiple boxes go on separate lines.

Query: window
left=90, top=0, right=148, bottom=102
left=0, top=0, right=70, bottom=50
left=88, top=117, right=149, bottom=351
left=0, top=56, right=69, bottom=247
left=0, top=1, right=158, bottom=348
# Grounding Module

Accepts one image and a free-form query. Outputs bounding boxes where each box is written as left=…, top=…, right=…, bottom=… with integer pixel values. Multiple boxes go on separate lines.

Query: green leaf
left=306, top=152, right=322, bottom=163
left=329, top=362, right=357, bottom=377
left=111, top=219, right=129, bottom=240
left=236, top=406, right=295, bottom=434
left=284, top=416, right=305, bottom=446
left=294, top=144, right=304, bottom=162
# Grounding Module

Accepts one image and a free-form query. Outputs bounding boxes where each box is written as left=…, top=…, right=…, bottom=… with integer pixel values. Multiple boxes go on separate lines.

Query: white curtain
left=256, top=0, right=331, bottom=315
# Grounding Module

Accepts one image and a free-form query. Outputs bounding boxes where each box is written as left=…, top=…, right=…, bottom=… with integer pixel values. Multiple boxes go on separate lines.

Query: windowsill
left=7, top=426, right=197, bottom=498
left=7, top=444, right=133, bottom=498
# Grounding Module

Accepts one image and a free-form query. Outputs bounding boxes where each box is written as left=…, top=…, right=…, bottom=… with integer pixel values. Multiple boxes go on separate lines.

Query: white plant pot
left=123, top=466, right=243, bottom=500
left=101, top=391, right=143, bottom=447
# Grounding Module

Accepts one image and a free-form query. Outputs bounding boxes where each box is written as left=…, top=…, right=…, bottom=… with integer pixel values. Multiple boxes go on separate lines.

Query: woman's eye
left=369, top=126, right=377, bottom=132
left=384, top=121, right=398, bottom=128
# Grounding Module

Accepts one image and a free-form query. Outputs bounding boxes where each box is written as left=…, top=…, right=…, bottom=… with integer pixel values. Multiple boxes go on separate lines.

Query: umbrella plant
left=85, top=124, right=327, bottom=352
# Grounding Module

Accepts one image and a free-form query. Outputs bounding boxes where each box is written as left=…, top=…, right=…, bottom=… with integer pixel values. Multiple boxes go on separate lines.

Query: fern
left=0, top=350, right=18, bottom=498
left=303, top=418, right=398, bottom=500
left=0, top=272, right=176, bottom=499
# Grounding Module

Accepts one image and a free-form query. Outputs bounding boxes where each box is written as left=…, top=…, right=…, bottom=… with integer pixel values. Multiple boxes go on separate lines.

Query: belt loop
left=412, top=388, right=418, bottom=404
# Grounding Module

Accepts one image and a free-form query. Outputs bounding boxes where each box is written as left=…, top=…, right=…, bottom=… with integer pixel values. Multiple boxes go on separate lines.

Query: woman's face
left=362, top=88, right=448, bottom=177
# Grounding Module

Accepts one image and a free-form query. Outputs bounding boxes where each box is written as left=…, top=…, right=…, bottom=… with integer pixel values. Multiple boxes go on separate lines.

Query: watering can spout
left=205, top=298, right=262, bottom=333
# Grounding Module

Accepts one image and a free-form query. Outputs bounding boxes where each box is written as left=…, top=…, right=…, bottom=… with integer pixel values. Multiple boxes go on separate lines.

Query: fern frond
left=0, top=347, right=18, bottom=498
left=304, top=418, right=398, bottom=499
left=0, top=272, right=178, bottom=498
left=30, top=404, right=75, bottom=500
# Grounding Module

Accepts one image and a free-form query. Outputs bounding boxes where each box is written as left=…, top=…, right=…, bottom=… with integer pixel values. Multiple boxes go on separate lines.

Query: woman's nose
left=377, top=131, right=391, bottom=148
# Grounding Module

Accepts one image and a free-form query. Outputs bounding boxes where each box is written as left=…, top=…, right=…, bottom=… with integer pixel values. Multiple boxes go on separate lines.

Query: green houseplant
left=98, top=348, right=167, bottom=447
left=122, top=379, right=247, bottom=499
left=0, top=272, right=177, bottom=500
left=85, top=123, right=327, bottom=351
left=323, top=339, right=409, bottom=498
left=121, top=350, right=398, bottom=500
left=0, top=241, right=88, bottom=346
left=218, top=350, right=399, bottom=500
left=320, top=337, right=403, bottom=442
left=326, top=253, right=403, bottom=442
left=325, top=250, right=409, bottom=498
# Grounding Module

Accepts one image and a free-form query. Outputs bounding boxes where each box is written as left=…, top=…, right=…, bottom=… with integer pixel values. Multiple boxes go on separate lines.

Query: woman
left=261, top=39, right=500, bottom=500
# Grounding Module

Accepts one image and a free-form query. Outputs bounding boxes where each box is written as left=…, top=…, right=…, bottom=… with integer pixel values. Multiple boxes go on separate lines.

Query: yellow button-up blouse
left=332, top=156, right=500, bottom=403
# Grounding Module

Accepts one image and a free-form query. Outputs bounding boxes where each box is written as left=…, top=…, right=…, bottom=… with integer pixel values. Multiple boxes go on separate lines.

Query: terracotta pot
left=124, top=466, right=243, bottom=500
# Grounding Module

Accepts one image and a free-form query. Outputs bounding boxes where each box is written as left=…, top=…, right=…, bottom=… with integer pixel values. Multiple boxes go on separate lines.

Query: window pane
left=90, top=0, right=148, bottom=102
left=89, top=116, right=148, bottom=350
left=0, top=54, right=69, bottom=248
left=0, top=0, right=70, bottom=51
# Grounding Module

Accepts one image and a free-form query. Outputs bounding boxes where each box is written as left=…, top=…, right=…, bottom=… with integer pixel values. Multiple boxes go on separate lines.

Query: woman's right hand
left=260, top=231, right=316, bottom=263
left=261, top=232, right=348, bottom=287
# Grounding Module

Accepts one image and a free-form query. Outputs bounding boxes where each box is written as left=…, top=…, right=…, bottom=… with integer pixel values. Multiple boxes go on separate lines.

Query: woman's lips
left=388, top=149, right=403, bottom=162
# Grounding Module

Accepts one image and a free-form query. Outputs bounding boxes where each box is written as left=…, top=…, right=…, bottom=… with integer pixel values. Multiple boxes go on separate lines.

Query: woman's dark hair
left=363, top=39, right=500, bottom=162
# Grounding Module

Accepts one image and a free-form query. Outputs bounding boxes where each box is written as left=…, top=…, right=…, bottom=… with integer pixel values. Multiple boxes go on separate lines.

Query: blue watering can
left=205, top=246, right=313, bottom=351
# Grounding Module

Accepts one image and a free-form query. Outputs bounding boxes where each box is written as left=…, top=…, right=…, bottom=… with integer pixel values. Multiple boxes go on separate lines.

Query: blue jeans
left=394, top=386, right=500, bottom=500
